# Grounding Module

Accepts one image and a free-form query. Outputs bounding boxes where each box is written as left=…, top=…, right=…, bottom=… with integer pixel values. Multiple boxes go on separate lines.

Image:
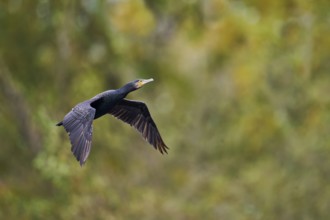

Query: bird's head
left=133, top=78, right=154, bottom=89
left=119, top=78, right=154, bottom=95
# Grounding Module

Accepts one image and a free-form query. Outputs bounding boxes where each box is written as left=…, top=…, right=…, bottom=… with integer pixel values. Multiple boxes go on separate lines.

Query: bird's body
left=57, top=79, right=168, bottom=166
left=91, top=90, right=123, bottom=119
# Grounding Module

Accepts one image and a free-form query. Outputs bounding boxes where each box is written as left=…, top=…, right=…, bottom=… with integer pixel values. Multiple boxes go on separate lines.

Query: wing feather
left=109, top=99, right=168, bottom=154
left=61, top=103, right=95, bottom=165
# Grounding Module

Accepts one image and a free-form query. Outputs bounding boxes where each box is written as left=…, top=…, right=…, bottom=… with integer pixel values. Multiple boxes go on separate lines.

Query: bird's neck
left=116, top=83, right=136, bottom=98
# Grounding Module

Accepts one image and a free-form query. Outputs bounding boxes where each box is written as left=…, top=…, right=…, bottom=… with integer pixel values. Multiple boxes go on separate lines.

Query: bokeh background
left=1, top=0, right=330, bottom=219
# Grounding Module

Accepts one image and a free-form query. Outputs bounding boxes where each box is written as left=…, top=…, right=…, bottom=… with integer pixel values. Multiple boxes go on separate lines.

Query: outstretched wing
left=61, top=103, right=96, bottom=166
left=108, top=99, right=168, bottom=154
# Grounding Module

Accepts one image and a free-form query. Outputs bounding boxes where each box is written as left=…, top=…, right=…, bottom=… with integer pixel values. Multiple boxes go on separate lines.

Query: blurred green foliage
left=1, top=0, right=330, bottom=219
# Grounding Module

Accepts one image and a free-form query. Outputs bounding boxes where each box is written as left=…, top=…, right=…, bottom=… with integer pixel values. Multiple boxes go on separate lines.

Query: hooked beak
left=142, top=78, right=154, bottom=84
left=136, top=78, right=154, bottom=88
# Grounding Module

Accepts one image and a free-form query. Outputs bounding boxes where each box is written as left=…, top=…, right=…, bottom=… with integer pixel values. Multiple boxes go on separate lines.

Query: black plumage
left=56, top=79, right=168, bottom=166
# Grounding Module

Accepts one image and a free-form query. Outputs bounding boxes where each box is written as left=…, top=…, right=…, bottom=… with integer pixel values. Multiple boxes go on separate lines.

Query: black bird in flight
left=56, top=78, right=168, bottom=166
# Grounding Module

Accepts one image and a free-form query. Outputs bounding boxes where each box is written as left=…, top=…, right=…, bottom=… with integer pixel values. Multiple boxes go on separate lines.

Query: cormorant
left=56, top=78, right=168, bottom=166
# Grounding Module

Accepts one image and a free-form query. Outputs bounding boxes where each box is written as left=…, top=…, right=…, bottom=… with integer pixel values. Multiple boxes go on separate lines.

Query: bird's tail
left=56, top=121, right=63, bottom=126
